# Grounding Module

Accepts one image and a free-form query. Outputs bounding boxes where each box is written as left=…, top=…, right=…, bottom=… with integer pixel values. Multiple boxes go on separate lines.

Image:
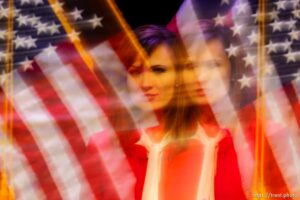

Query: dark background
left=115, top=0, right=259, bottom=29
left=115, top=0, right=260, bottom=28
left=115, top=0, right=184, bottom=28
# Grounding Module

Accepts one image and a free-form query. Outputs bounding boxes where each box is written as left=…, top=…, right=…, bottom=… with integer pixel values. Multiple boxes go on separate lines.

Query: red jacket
left=83, top=128, right=247, bottom=200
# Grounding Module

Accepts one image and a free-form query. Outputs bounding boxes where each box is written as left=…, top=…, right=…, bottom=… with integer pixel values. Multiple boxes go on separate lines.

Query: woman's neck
left=198, top=105, right=218, bottom=126
left=144, top=109, right=167, bottom=143
left=198, top=105, right=220, bottom=137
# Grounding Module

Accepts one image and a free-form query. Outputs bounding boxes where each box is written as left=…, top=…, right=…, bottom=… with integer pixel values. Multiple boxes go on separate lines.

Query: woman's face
left=127, top=44, right=176, bottom=111
left=183, top=39, right=231, bottom=106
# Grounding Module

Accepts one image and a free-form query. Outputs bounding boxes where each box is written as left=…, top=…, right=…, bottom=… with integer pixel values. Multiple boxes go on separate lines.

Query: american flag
left=0, top=0, right=151, bottom=199
left=1, top=0, right=300, bottom=199
left=168, top=0, right=300, bottom=197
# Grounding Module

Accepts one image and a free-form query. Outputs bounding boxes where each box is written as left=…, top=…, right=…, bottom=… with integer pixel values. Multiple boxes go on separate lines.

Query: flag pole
left=1, top=0, right=15, bottom=198
left=48, top=0, right=95, bottom=70
left=253, top=0, right=267, bottom=197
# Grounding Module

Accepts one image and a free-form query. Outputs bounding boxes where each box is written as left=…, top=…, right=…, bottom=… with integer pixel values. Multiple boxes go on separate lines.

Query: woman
left=83, top=24, right=198, bottom=200
left=84, top=24, right=246, bottom=200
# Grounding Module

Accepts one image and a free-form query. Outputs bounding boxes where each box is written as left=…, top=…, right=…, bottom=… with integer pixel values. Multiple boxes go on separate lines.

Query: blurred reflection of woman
left=178, top=21, right=249, bottom=200
left=181, top=20, right=290, bottom=198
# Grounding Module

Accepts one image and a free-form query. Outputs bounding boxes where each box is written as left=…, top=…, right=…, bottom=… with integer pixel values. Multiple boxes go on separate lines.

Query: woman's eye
left=128, top=68, right=143, bottom=76
left=151, top=65, right=167, bottom=73
left=185, top=62, right=196, bottom=70
left=204, top=61, right=221, bottom=68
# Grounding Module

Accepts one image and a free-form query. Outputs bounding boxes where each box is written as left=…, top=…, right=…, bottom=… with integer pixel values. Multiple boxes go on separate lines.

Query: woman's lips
left=144, top=93, right=158, bottom=101
left=196, top=88, right=206, bottom=96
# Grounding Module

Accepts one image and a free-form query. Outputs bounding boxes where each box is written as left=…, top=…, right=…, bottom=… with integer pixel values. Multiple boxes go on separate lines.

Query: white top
left=137, top=126, right=224, bottom=200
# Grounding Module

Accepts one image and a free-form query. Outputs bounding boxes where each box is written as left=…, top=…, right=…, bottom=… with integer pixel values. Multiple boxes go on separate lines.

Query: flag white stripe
left=231, top=123, right=254, bottom=195
left=9, top=146, right=45, bottom=200
left=94, top=131, right=136, bottom=200
left=90, top=42, right=139, bottom=200
left=265, top=92, right=300, bottom=193
left=0, top=119, right=45, bottom=200
left=35, top=51, right=106, bottom=144
left=0, top=108, right=44, bottom=199
left=292, top=80, right=300, bottom=100
left=8, top=72, right=82, bottom=200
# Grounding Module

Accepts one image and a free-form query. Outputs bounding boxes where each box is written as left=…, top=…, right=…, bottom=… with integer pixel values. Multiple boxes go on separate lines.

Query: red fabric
left=0, top=90, right=62, bottom=200
left=83, top=134, right=121, bottom=199
left=86, top=129, right=247, bottom=200
left=238, top=102, right=290, bottom=196
left=215, top=131, right=247, bottom=200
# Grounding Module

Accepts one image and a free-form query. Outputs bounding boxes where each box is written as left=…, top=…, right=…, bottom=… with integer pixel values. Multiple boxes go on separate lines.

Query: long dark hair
left=134, top=25, right=199, bottom=138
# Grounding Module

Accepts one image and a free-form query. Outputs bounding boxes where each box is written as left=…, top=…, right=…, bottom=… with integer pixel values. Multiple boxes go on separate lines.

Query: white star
left=0, top=6, right=8, bottom=19
left=243, top=53, right=256, bottom=67
left=221, top=0, right=230, bottom=5
left=292, top=9, right=300, bottom=19
left=16, top=14, right=30, bottom=27
left=20, top=0, right=31, bottom=5
left=214, top=13, right=225, bottom=26
left=293, top=69, right=300, bottom=82
left=252, top=10, right=262, bottom=22
left=68, top=30, right=80, bottom=42
left=89, top=15, right=103, bottom=29
left=225, top=44, right=239, bottom=57
left=35, top=22, right=48, bottom=35
left=248, top=31, right=258, bottom=45
left=69, top=8, right=83, bottom=21
left=281, top=40, right=292, bottom=51
left=264, top=62, right=274, bottom=75
left=238, top=74, right=252, bottom=89
left=284, top=51, right=297, bottom=63
left=43, top=44, right=57, bottom=56
left=21, top=57, right=34, bottom=71
left=286, top=19, right=296, bottom=30
left=289, top=30, right=300, bottom=41
left=48, top=22, right=60, bottom=35
left=270, top=21, right=282, bottom=32
left=230, top=24, right=243, bottom=36
left=51, top=2, right=64, bottom=12
left=28, top=15, right=41, bottom=26
left=236, top=2, right=248, bottom=15
left=33, top=0, right=43, bottom=6
left=268, top=9, right=279, bottom=21
left=291, top=0, right=300, bottom=8
left=267, top=40, right=277, bottom=53
left=0, top=30, right=6, bottom=40
left=0, top=51, right=7, bottom=62
left=14, top=36, right=27, bottom=49
left=13, top=8, right=21, bottom=17
left=25, top=36, right=37, bottom=49
left=275, top=0, right=286, bottom=10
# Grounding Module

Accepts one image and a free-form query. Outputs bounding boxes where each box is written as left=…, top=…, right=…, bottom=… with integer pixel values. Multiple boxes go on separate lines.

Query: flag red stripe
left=56, top=42, right=138, bottom=138
left=0, top=89, right=62, bottom=199
left=56, top=42, right=138, bottom=198
left=82, top=134, right=122, bottom=199
left=283, top=84, right=300, bottom=129
left=18, top=59, right=110, bottom=198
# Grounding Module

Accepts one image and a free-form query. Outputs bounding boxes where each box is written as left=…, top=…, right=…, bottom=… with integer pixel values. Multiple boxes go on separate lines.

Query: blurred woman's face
left=127, top=44, right=176, bottom=111
left=183, top=39, right=231, bottom=106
